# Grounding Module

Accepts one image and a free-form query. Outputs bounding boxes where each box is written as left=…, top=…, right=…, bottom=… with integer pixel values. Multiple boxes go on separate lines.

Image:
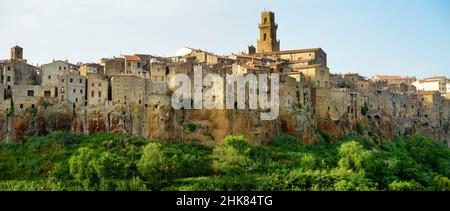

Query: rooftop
left=255, top=48, right=322, bottom=56
left=123, top=55, right=141, bottom=62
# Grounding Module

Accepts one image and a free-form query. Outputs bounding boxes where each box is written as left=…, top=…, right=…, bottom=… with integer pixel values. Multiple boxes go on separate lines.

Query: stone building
left=79, top=63, right=104, bottom=78
left=58, top=74, right=87, bottom=107
left=1, top=49, right=40, bottom=86
left=413, top=76, right=448, bottom=94
left=124, top=55, right=147, bottom=77
left=42, top=60, right=79, bottom=87
left=330, top=88, right=350, bottom=121
left=149, top=60, right=168, bottom=95
left=86, top=76, right=108, bottom=107
left=110, top=74, right=146, bottom=105
left=257, top=48, right=327, bottom=66
left=12, top=85, right=57, bottom=110
left=417, top=91, right=442, bottom=127
left=101, top=57, right=125, bottom=76
left=371, top=75, right=417, bottom=85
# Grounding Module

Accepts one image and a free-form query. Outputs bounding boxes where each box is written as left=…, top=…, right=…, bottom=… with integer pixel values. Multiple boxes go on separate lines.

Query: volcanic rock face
left=1, top=98, right=448, bottom=146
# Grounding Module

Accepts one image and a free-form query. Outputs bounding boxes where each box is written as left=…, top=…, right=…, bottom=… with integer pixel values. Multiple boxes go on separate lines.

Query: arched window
left=263, top=33, right=267, bottom=41
left=264, top=18, right=267, bottom=24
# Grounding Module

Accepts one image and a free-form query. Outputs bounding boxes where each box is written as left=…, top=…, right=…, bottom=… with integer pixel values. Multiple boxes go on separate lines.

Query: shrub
left=114, top=177, right=148, bottom=191
left=299, top=153, right=317, bottom=170
left=270, top=134, right=301, bottom=149
left=136, top=142, right=189, bottom=189
left=212, top=136, right=252, bottom=175
left=316, top=129, right=332, bottom=143
left=361, top=106, right=369, bottom=115
left=356, top=122, right=365, bottom=135
left=388, top=180, right=424, bottom=191
left=50, top=162, right=71, bottom=180
left=338, top=141, right=372, bottom=172
left=68, top=147, right=99, bottom=190
left=434, top=175, right=450, bottom=191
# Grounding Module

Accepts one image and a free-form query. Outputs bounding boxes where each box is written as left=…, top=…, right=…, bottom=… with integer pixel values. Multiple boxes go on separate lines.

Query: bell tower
left=257, top=11, right=280, bottom=53
left=11, top=45, right=23, bottom=60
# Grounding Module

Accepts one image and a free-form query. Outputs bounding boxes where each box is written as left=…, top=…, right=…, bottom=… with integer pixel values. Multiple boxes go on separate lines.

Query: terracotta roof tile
left=123, top=55, right=141, bottom=62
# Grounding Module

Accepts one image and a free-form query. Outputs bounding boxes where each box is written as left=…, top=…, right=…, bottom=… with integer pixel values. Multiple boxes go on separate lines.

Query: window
left=27, top=90, right=34, bottom=97
left=99, top=83, right=101, bottom=87
left=92, top=83, right=95, bottom=87
left=62, top=79, right=65, bottom=82
left=7, top=66, right=10, bottom=71
left=20, top=104, right=23, bottom=108
left=98, top=91, right=101, bottom=98
left=48, top=75, right=51, bottom=79
left=73, top=89, right=76, bottom=93
left=79, top=79, right=83, bottom=83
left=91, top=91, right=94, bottom=98
left=80, top=89, right=83, bottom=94
left=263, top=33, right=267, bottom=41
left=75, top=98, right=78, bottom=103
left=64, top=67, right=66, bottom=70
left=44, top=91, right=51, bottom=97
left=6, top=76, right=10, bottom=82
left=70, top=78, right=73, bottom=83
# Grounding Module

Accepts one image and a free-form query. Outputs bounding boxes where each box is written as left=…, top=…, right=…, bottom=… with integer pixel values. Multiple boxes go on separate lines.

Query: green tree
left=338, top=141, right=372, bottom=172
left=212, top=136, right=252, bottom=175
left=137, top=142, right=178, bottom=189
left=68, top=147, right=99, bottom=190
left=388, top=180, right=424, bottom=191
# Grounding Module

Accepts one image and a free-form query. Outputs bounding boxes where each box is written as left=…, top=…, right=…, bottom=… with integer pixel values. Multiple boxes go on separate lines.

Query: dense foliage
left=0, top=132, right=449, bottom=191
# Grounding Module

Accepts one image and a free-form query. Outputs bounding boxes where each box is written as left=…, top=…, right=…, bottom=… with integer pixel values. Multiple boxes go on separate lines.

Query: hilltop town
left=1, top=11, right=449, bottom=146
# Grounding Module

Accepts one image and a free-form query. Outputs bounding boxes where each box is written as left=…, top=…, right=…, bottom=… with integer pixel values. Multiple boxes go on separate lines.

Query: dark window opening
left=27, top=90, right=34, bottom=97
left=44, top=90, right=51, bottom=97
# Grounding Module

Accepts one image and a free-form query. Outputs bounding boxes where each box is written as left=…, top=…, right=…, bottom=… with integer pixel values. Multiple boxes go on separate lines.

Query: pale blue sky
left=0, top=0, right=449, bottom=78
